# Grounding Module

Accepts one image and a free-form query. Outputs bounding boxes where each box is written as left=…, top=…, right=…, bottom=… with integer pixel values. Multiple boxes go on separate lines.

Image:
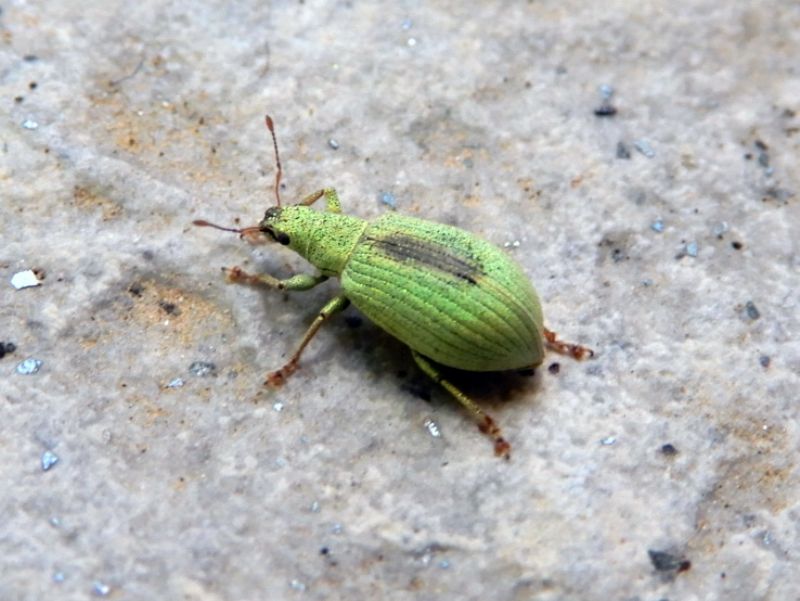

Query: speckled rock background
left=2, top=2, right=799, bottom=600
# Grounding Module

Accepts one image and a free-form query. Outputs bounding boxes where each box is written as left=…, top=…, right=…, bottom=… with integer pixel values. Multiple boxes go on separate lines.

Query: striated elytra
left=195, top=116, right=592, bottom=459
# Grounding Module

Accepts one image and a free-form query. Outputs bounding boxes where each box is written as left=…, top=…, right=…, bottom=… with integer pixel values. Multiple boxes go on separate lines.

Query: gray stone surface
left=2, top=1, right=799, bottom=599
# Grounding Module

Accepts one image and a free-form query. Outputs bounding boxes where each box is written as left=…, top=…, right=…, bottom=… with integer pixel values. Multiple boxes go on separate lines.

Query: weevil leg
left=411, top=350, right=511, bottom=460
left=266, top=294, right=350, bottom=387
left=543, top=327, right=594, bottom=360
left=223, top=266, right=328, bottom=291
left=297, top=188, right=341, bottom=213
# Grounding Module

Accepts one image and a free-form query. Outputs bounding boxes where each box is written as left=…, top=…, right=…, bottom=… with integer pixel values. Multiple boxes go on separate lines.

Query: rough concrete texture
left=2, top=1, right=799, bottom=600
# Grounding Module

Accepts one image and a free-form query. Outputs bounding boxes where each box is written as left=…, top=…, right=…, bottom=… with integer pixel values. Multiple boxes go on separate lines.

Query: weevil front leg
left=266, top=294, right=350, bottom=387
left=412, top=350, right=511, bottom=460
left=223, top=266, right=328, bottom=291
left=297, top=188, right=341, bottom=213
left=543, top=327, right=594, bottom=360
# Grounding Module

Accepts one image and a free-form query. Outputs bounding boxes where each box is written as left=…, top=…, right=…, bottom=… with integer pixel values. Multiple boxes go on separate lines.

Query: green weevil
left=195, top=116, right=593, bottom=458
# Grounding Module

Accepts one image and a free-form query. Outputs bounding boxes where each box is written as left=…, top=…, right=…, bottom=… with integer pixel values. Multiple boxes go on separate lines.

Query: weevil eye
left=276, top=232, right=291, bottom=245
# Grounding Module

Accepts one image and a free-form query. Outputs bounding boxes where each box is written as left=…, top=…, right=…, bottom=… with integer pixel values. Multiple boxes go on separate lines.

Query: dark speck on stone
left=0, top=342, right=17, bottom=359
left=548, top=362, right=560, bottom=374
left=159, top=301, right=181, bottom=316
left=745, top=301, right=760, bottom=320
left=616, top=141, right=631, bottom=159
left=594, top=103, right=617, bottom=117
left=660, top=443, right=678, bottom=456
left=648, top=549, right=691, bottom=572
left=128, top=282, right=144, bottom=297
left=759, top=355, right=770, bottom=368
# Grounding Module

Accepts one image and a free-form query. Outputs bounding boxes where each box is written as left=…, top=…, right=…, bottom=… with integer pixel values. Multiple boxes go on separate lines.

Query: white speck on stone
left=424, top=418, right=441, bottom=438
left=407, top=37, right=417, bottom=47
left=41, top=450, right=59, bottom=471
left=331, top=523, right=343, bottom=534
left=11, top=269, right=42, bottom=289
left=92, top=581, right=111, bottom=596
left=22, top=119, right=39, bottom=130
left=290, top=579, right=306, bottom=592
left=634, top=139, right=655, bottom=158
left=712, top=221, right=729, bottom=237
left=53, top=571, right=66, bottom=583
left=310, top=501, right=320, bottom=513
left=601, top=436, right=617, bottom=446
left=504, top=240, right=521, bottom=249
left=16, top=358, right=43, bottom=375
left=167, top=377, right=184, bottom=388
left=328, top=138, right=339, bottom=150
left=273, top=401, right=284, bottom=412
left=685, top=241, right=699, bottom=257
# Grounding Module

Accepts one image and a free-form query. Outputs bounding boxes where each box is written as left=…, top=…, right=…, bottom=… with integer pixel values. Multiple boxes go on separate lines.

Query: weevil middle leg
left=412, top=350, right=511, bottom=460
left=266, top=294, right=350, bottom=386
left=223, top=266, right=349, bottom=385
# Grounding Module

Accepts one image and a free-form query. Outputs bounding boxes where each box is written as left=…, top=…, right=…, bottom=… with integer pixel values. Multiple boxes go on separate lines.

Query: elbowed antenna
left=265, top=115, right=282, bottom=207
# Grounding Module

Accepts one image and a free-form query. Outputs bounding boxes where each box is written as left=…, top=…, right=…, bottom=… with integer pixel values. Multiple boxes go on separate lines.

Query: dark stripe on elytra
left=366, top=233, right=482, bottom=285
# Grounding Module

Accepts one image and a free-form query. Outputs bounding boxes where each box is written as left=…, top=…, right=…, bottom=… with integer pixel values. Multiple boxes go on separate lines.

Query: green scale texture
left=340, top=213, right=544, bottom=372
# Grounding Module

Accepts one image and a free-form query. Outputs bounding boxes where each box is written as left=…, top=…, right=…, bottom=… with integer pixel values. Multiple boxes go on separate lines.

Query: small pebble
left=378, top=191, right=397, bottom=209
left=22, top=119, right=39, bottom=130
left=600, top=84, right=614, bottom=98
left=685, top=241, right=698, bottom=257
left=327, top=138, right=339, bottom=150
left=634, top=139, right=655, bottom=158
left=41, top=450, right=59, bottom=471
left=290, top=579, right=306, bottom=592
left=424, top=418, right=441, bottom=438
left=188, top=361, right=216, bottom=377
left=16, top=358, right=43, bottom=375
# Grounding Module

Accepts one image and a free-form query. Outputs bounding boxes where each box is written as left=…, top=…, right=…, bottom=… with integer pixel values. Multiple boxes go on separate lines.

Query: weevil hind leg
left=543, top=327, right=594, bottom=360
left=411, top=351, right=511, bottom=460
left=266, top=294, right=350, bottom=387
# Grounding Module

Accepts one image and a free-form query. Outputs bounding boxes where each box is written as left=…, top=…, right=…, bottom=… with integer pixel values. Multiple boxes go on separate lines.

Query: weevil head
left=257, top=204, right=320, bottom=252
left=258, top=205, right=292, bottom=246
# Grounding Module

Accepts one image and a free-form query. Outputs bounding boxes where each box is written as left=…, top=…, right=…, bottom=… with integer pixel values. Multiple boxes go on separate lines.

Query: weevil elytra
left=195, top=116, right=593, bottom=459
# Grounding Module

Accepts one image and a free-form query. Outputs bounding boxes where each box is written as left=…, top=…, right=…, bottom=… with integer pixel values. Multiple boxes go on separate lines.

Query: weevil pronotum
left=195, top=116, right=593, bottom=459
